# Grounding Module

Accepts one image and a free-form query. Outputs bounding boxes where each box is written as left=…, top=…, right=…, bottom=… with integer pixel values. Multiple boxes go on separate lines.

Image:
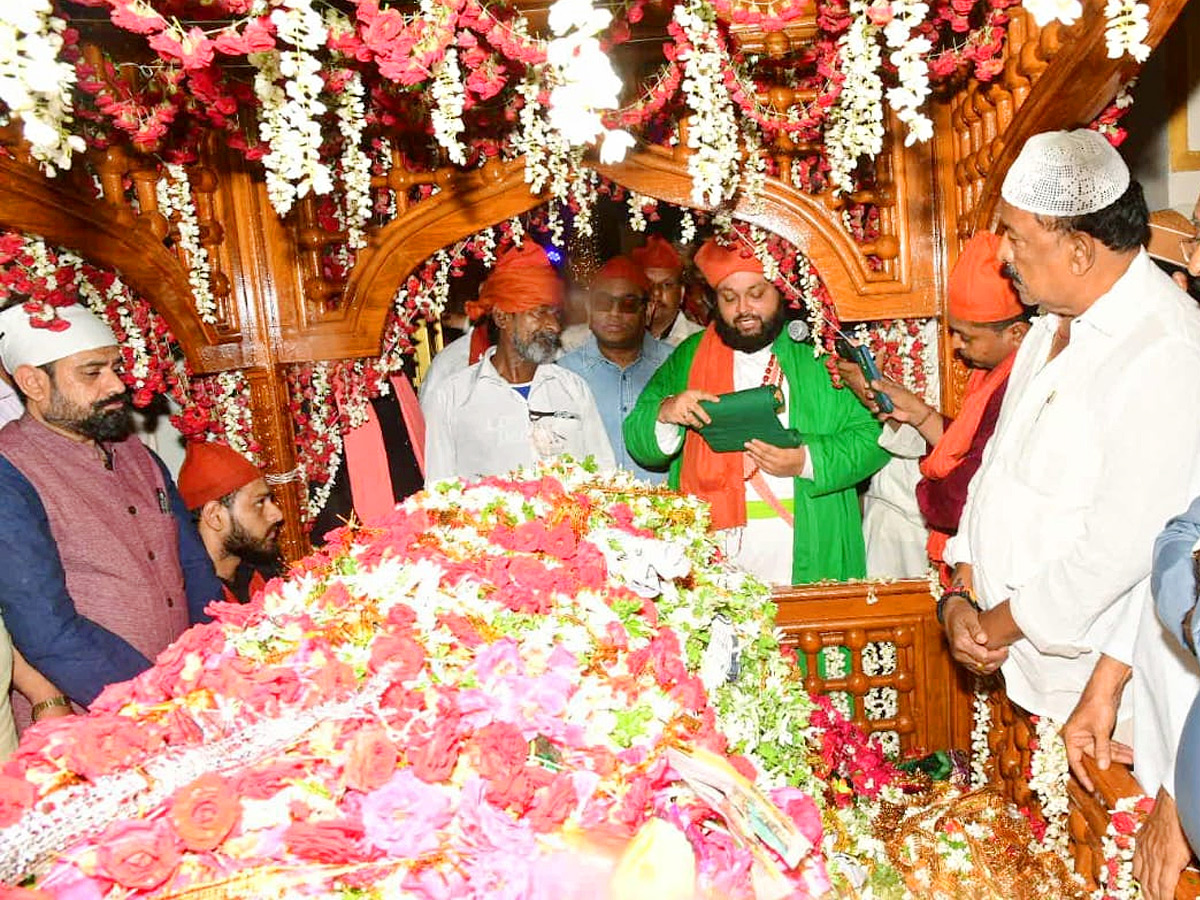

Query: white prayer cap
left=1001, top=129, right=1130, bottom=218
left=0, top=304, right=117, bottom=373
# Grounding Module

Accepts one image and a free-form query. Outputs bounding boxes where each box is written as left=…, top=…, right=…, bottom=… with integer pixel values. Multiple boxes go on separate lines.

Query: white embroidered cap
left=1001, top=129, right=1130, bottom=217
left=0, top=304, right=118, bottom=373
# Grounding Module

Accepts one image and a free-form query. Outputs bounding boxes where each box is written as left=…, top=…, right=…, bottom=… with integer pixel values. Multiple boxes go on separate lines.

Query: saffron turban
left=466, top=239, right=563, bottom=321
left=0, top=304, right=117, bottom=373
left=594, top=255, right=650, bottom=293
left=947, top=232, right=1023, bottom=323
left=693, top=238, right=763, bottom=289
left=630, top=234, right=682, bottom=273
left=178, top=440, right=264, bottom=510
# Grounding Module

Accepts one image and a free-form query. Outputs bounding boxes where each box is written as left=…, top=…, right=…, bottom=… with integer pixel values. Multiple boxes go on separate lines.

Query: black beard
left=714, top=306, right=786, bottom=353
left=224, top=516, right=280, bottom=559
left=47, top=397, right=134, bottom=443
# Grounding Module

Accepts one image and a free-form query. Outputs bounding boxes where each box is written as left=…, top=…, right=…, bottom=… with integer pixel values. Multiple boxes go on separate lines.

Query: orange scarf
left=679, top=325, right=746, bottom=530
left=920, top=351, right=1015, bottom=563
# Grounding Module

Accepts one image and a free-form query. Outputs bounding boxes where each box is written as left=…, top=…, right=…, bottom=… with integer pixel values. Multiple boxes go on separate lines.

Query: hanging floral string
left=154, top=163, right=218, bottom=325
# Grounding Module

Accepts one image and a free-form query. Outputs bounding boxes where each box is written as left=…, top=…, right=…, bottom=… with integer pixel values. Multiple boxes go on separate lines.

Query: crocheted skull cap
left=1001, top=129, right=1129, bottom=217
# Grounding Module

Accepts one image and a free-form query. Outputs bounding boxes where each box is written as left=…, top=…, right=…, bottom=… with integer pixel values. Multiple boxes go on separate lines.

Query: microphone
left=787, top=319, right=810, bottom=343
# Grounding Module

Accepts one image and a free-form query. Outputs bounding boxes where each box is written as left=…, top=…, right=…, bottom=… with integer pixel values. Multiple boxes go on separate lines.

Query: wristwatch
left=936, top=588, right=982, bottom=625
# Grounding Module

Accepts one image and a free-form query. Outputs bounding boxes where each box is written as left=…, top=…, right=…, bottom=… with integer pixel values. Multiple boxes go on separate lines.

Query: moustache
left=93, top=392, right=130, bottom=414
left=1001, top=261, right=1023, bottom=286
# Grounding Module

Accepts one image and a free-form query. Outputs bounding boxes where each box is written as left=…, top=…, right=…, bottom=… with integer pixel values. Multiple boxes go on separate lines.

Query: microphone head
left=787, top=319, right=811, bottom=343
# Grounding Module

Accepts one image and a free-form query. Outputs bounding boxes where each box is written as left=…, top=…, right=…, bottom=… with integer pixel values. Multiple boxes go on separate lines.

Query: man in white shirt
left=423, top=240, right=614, bottom=484
left=939, top=131, right=1200, bottom=900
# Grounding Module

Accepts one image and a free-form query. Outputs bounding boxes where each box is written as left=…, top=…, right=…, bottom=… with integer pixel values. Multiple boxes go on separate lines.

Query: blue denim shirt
left=0, top=453, right=222, bottom=706
left=558, top=334, right=673, bottom=484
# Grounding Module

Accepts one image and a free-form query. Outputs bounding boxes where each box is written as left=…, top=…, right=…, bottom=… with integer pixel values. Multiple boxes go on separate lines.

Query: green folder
left=696, top=385, right=805, bottom=453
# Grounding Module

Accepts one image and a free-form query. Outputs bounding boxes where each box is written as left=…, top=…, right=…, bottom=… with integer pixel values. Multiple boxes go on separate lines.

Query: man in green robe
left=623, top=237, right=888, bottom=584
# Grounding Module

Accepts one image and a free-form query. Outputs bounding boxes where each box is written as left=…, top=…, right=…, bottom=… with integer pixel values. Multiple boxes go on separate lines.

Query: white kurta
left=656, top=346, right=814, bottom=585
left=863, top=425, right=928, bottom=579
left=418, top=329, right=472, bottom=412
left=423, top=348, right=615, bottom=485
left=947, top=252, right=1200, bottom=723
left=0, top=615, right=16, bottom=761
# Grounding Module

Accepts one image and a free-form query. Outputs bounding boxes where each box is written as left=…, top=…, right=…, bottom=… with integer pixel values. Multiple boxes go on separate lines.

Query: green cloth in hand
left=696, top=385, right=805, bottom=453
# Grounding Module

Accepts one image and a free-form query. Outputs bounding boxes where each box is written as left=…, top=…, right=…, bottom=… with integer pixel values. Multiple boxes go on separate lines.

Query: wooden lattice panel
left=772, top=582, right=974, bottom=756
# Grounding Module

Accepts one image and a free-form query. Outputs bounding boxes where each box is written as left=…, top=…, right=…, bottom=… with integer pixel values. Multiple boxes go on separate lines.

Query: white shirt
left=656, top=346, right=813, bottom=584
left=423, top=348, right=615, bottom=485
left=0, top=380, right=22, bottom=430
left=946, top=252, right=1200, bottom=722
left=418, top=330, right=473, bottom=412
left=863, top=425, right=928, bottom=579
left=659, top=314, right=705, bottom=347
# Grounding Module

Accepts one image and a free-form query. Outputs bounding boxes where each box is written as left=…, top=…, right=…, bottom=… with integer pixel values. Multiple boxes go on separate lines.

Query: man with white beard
left=423, top=239, right=614, bottom=484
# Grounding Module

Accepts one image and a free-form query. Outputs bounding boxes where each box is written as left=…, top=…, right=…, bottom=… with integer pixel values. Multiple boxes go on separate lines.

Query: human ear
left=200, top=499, right=230, bottom=533
left=1069, top=232, right=1096, bottom=275
left=12, top=364, right=51, bottom=404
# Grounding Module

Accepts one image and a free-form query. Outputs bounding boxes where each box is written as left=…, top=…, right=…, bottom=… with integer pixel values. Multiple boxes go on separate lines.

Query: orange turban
left=466, top=239, right=563, bottom=321
left=595, top=255, right=650, bottom=293
left=947, top=232, right=1023, bottom=323
left=694, top=238, right=763, bottom=289
left=178, top=441, right=263, bottom=510
left=630, top=234, right=681, bottom=273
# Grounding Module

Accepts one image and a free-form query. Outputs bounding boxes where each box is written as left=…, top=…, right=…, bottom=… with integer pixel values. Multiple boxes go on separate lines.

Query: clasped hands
left=942, top=597, right=1010, bottom=676
left=657, top=391, right=808, bottom=477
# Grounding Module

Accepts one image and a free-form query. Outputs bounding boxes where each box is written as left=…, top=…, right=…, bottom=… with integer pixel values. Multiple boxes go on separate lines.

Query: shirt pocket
left=530, top=413, right=583, bottom=459
left=1016, top=391, right=1100, bottom=501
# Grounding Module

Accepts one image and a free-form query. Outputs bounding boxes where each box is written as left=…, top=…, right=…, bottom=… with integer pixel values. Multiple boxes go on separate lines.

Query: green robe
left=623, top=330, right=889, bottom=584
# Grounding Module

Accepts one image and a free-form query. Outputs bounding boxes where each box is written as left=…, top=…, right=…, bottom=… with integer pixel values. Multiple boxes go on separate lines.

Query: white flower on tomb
left=1022, top=0, right=1084, bottom=26
left=337, top=73, right=372, bottom=251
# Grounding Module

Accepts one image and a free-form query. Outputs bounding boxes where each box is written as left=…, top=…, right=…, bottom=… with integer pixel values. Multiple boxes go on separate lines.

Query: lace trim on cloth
left=0, top=669, right=396, bottom=884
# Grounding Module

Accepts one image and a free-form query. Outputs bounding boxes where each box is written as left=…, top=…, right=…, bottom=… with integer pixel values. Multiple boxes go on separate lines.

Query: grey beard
left=513, top=330, right=561, bottom=365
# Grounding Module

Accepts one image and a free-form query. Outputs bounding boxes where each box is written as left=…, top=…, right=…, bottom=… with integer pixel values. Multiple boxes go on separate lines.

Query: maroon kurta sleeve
left=915, top=379, right=1008, bottom=535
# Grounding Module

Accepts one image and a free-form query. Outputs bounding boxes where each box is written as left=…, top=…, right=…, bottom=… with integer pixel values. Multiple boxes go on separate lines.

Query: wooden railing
left=774, top=581, right=1200, bottom=896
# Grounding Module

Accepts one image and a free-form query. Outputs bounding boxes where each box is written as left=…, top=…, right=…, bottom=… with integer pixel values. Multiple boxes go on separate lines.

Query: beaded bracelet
left=935, top=588, right=982, bottom=625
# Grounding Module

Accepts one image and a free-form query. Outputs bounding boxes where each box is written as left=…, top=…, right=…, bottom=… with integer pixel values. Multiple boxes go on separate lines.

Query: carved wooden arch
left=0, top=155, right=242, bottom=371
left=335, top=143, right=939, bottom=363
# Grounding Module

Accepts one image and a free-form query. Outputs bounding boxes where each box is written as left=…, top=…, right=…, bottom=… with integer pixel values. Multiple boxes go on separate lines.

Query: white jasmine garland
left=430, top=48, right=468, bottom=167
left=252, top=0, right=331, bottom=216
left=155, top=164, right=218, bottom=325
left=969, top=679, right=992, bottom=789
left=680, top=210, right=697, bottom=245
left=739, top=122, right=769, bottom=214
left=1028, top=715, right=1072, bottom=862
left=300, top=360, right=341, bottom=522
left=882, top=0, right=934, bottom=146
left=626, top=191, right=654, bottom=233
left=336, top=72, right=372, bottom=251
left=674, top=0, right=743, bottom=208
left=0, top=0, right=85, bottom=174
left=1102, top=0, right=1151, bottom=62
left=825, top=2, right=885, bottom=193
left=212, top=370, right=259, bottom=462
